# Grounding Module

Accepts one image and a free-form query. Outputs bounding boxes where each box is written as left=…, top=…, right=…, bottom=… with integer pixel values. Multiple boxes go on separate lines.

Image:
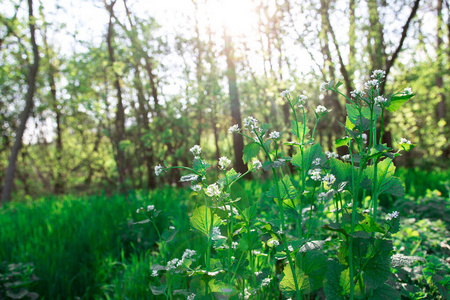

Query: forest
left=0, top=0, right=449, bottom=299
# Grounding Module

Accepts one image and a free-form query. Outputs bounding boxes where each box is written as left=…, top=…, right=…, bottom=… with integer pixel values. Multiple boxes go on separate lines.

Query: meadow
left=1, top=168, right=449, bottom=299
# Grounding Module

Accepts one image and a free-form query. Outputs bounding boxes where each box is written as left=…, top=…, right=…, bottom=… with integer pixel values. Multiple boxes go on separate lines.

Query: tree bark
left=1, top=0, right=40, bottom=202
left=224, top=30, right=247, bottom=174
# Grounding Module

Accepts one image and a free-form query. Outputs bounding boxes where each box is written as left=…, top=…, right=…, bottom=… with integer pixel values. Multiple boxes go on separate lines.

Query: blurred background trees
left=0, top=0, right=448, bottom=201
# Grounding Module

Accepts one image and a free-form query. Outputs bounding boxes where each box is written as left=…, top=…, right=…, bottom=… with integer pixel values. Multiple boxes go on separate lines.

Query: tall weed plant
left=146, top=71, right=418, bottom=299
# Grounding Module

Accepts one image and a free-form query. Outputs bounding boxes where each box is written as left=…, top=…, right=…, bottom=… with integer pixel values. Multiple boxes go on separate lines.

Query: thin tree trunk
left=1, top=0, right=40, bottom=202
left=224, top=30, right=247, bottom=174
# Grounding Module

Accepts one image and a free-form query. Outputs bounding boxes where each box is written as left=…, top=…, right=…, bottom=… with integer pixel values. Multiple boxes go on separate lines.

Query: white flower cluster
left=244, top=116, right=259, bottom=130
left=308, top=169, right=322, bottom=181
left=187, top=293, right=196, bottom=300
left=136, top=205, right=155, bottom=214
left=320, top=81, right=331, bottom=92
left=325, top=151, right=338, bottom=159
left=350, top=90, right=365, bottom=98
left=312, top=158, right=321, bottom=166
left=371, top=69, right=386, bottom=79
left=251, top=160, right=262, bottom=170
left=298, top=94, right=308, bottom=108
left=180, top=174, right=198, bottom=182
left=400, top=138, right=411, bottom=144
left=267, top=239, right=280, bottom=247
left=316, top=105, right=329, bottom=114
left=374, top=96, right=387, bottom=106
left=191, top=184, right=202, bottom=192
left=364, top=79, right=379, bottom=90
left=154, top=164, right=163, bottom=176
left=387, top=211, right=400, bottom=220
left=190, top=145, right=202, bottom=157
left=181, top=249, right=197, bottom=261
left=228, top=124, right=240, bottom=134
left=151, top=270, right=158, bottom=277
left=288, top=245, right=294, bottom=252
left=205, top=183, right=221, bottom=197
left=280, top=90, right=291, bottom=97
left=218, top=156, right=231, bottom=170
left=269, top=131, right=280, bottom=139
left=261, top=277, right=272, bottom=287
left=402, top=87, right=413, bottom=95
left=341, top=154, right=351, bottom=161
left=322, top=173, right=336, bottom=185
left=165, top=249, right=197, bottom=271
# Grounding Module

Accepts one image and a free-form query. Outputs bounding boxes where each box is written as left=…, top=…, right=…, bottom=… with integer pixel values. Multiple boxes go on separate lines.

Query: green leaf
left=150, top=285, right=166, bottom=295
left=363, top=240, right=393, bottom=289
left=193, top=158, right=210, bottom=173
left=369, top=283, right=400, bottom=300
left=291, top=120, right=310, bottom=137
left=362, top=158, right=405, bottom=197
left=262, top=159, right=286, bottom=171
left=329, top=159, right=353, bottom=190
left=354, top=213, right=385, bottom=234
left=279, top=266, right=310, bottom=297
left=324, top=260, right=345, bottom=300
left=190, top=206, right=222, bottom=237
left=387, top=93, right=414, bottom=112
left=346, top=116, right=355, bottom=130
left=243, top=142, right=261, bottom=163
left=323, top=222, right=348, bottom=236
left=336, top=137, right=352, bottom=148
left=297, top=250, right=328, bottom=291
left=346, top=104, right=370, bottom=131
left=267, top=175, right=297, bottom=200
left=291, top=143, right=326, bottom=169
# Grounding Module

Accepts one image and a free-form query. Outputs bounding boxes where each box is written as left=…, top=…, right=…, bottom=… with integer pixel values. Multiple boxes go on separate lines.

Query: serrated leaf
left=362, top=158, right=405, bottom=197
left=297, top=250, right=328, bottom=291
left=387, top=93, right=414, bottom=112
left=279, top=266, right=310, bottom=297
left=329, top=159, right=353, bottom=190
left=291, top=143, right=326, bottom=169
left=347, top=104, right=371, bottom=131
left=391, top=254, right=426, bottom=267
left=354, top=213, right=385, bottom=234
left=324, top=260, right=345, bottom=300
left=267, top=175, right=297, bottom=200
left=190, top=206, right=222, bottom=237
left=369, top=283, right=400, bottom=299
left=346, top=116, right=355, bottom=130
left=363, top=240, right=393, bottom=289
left=243, top=142, right=261, bottom=163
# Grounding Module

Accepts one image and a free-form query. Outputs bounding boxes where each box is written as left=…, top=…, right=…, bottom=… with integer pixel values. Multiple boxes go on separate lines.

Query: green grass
left=0, top=170, right=449, bottom=299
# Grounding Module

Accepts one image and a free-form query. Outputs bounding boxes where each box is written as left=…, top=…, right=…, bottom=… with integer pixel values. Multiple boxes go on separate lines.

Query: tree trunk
left=224, top=30, right=247, bottom=174
left=1, top=0, right=40, bottom=202
left=106, top=1, right=127, bottom=196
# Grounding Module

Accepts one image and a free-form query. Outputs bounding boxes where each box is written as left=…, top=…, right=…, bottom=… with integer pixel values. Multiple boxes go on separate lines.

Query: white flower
left=298, top=94, right=308, bottom=108
left=350, top=90, right=365, bottom=98
left=364, top=79, right=379, bottom=90
left=251, top=160, right=262, bottom=170
left=151, top=270, right=158, bottom=277
left=320, top=81, right=330, bottom=92
left=338, top=182, right=348, bottom=193
left=147, top=205, right=155, bottom=212
left=169, top=226, right=175, bottom=230
left=387, top=211, right=400, bottom=220
left=400, top=138, right=411, bottom=144
left=341, top=154, right=351, bottom=161
left=166, top=258, right=180, bottom=270
left=212, top=226, right=224, bottom=240
left=361, top=133, right=367, bottom=141
left=347, top=202, right=353, bottom=207
left=180, top=174, right=199, bottom=182
left=315, top=105, right=329, bottom=114
left=308, top=169, right=322, bottom=181
left=374, top=96, right=387, bottom=106
left=182, top=249, right=197, bottom=261
left=288, top=245, right=294, bottom=252
left=371, top=69, right=386, bottom=79
left=323, top=173, right=336, bottom=185
left=218, top=156, right=231, bottom=170
left=312, top=158, right=321, bottom=166
left=155, top=164, right=164, bottom=176
left=269, top=131, right=280, bottom=139
left=261, top=277, right=272, bottom=287
left=190, top=145, right=202, bottom=157
left=228, top=124, right=240, bottom=134
left=325, top=151, right=338, bottom=159
left=402, top=87, right=412, bottom=95
left=187, top=293, right=196, bottom=300
left=205, top=183, right=221, bottom=197
left=191, top=184, right=202, bottom=192
left=276, top=229, right=284, bottom=235
left=267, top=239, right=280, bottom=247
left=244, top=116, right=259, bottom=130
left=280, top=90, right=291, bottom=97
left=136, top=207, right=143, bottom=213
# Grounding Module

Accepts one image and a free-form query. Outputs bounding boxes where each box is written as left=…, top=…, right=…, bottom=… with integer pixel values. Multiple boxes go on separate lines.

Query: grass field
left=0, top=168, right=449, bottom=299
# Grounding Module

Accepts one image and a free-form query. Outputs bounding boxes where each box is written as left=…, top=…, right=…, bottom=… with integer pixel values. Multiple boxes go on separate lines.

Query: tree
left=1, top=0, right=40, bottom=202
